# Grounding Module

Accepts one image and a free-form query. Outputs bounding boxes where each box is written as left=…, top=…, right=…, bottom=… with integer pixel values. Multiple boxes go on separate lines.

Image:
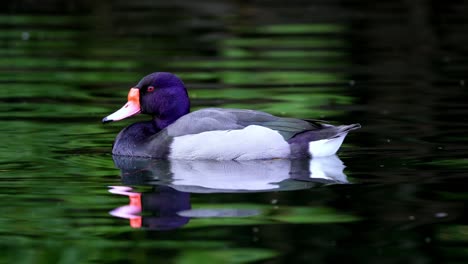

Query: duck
left=102, top=72, right=360, bottom=160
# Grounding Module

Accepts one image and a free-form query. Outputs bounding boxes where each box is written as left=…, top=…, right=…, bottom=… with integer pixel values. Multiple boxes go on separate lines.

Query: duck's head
left=102, top=72, right=190, bottom=129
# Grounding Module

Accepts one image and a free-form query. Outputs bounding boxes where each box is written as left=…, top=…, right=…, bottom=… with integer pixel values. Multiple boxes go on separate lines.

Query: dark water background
left=1, top=1, right=468, bottom=263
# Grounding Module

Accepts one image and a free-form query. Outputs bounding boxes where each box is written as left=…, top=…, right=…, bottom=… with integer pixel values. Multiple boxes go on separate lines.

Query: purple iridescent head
left=102, top=72, right=190, bottom=128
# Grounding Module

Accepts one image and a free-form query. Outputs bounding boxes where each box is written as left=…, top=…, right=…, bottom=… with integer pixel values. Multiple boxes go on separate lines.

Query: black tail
left=333, top=123, right=361, bottom=138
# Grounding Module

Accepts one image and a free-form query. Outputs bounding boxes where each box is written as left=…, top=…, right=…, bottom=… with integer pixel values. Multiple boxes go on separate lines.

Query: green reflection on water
left=0, top=84, right=89, bottom=98
left=222, top=49, right=343, bottom=59
left=190, top=87, right=352, bottom=117
left=255, top=23, right=345, bottom=34
left=184, top=204, right=359, bottom=229
left=0, top=120, right=112, bottom=170
left=176, top=248, right=277, bottom=264
left=1, top=58, right=137, bottom=69
left=437, top=225, right=468, bottom=261
left=438, top=225, right=468, bottom=242
left=425, top=159, right=468, bottom=169
left=0, top=30, right=82, bottom=39
left=0, top=103, right=108, bottom=118
left=170, top=59, right=335, bottom=69
left=224, top=38, right=343, bottom=48
left=2, top=241, right=274, bottom=264
left=3, top=40, right=78, bottom=48
left=220, top=71, right=342, bottom=85
left=0, top=71, right=138, bottom=83
left=0, top=15, right=83, bottom=25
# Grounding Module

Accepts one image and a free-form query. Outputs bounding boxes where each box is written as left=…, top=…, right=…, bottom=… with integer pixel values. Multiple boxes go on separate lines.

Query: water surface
left=1, top=1, right=468, bottom=263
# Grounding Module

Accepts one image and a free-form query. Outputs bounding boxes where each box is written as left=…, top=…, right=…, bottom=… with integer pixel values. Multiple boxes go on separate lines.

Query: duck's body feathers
left=166, top=108, right=321, bottom=139
left=112, top=108, right=360, bottom=159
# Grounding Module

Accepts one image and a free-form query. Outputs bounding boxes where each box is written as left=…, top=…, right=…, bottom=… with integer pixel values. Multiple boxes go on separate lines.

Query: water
left=1, top=1, right=468, bottom=263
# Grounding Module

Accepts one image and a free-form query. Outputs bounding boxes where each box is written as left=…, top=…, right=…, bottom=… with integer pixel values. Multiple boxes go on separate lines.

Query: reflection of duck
left=109, top=185, right=263, bottom=230
left=109, top=185, right=190, bottom=230
left=113, top=155, right=348, bottom=193
left=102, top=72, right=360, bottom=159
left=109, top=156, right=349, bottom=230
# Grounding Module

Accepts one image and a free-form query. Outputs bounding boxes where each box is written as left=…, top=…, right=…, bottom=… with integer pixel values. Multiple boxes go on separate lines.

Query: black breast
left=112, top=121, right=159, bottom=157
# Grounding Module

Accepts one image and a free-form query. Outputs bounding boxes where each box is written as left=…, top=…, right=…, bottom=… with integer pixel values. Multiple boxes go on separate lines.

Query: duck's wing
left=251, top=118, right=325, bottom=140
left=166, top=108, right=324, bottom=140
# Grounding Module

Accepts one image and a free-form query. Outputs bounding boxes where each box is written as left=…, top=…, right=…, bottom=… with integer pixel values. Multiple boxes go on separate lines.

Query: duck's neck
left=153, top=104, right=190, bottom=130
left=154, top=116, right=180, bottom=130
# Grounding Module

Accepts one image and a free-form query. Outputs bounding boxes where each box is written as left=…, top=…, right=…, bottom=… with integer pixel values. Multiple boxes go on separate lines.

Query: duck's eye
left=147, top=86, right=155, bottom=92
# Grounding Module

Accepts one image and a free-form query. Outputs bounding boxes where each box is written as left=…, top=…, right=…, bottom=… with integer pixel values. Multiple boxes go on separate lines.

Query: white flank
left=169, top=125, right=290, bottom=160
left=308, top=133, right=347, bottom=157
